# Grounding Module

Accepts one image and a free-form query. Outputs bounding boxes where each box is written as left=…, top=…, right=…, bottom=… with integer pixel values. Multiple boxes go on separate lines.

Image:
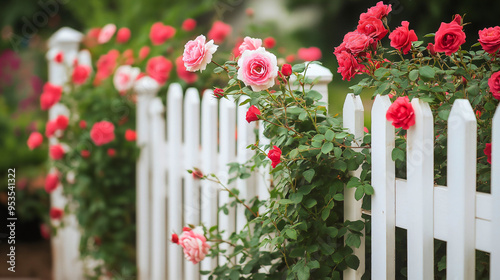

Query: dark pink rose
left=389, top=21, right=418, bottom=54
left=357, top=16, right=388, bottom=41
left=478, top=26, right=500, bottom=54
left=146, top=56, right=173, bottom=85
left=434, top=14, right=466, bottom=55
left=207, top=21, right=232, bottom=44
left=360, top=1, right=392, bottom=20
left=488, top=71, right=500, bottom=100
left=27, top=132, right=43, bottom=150
left=245, top=105, right=261, bottom=123
left=150, top=22, right=176, bottom=45
left=268, top=145, right=282, bottom=168
left=484, top=143, right=492, bottom=164
left=116, top=27, right=131, bottom=43
left=386, top=96, right=415, bottom=130
left=297, top=47, right=322, bottom=61
left=335, top=51, right=362, bottom=81
left=90, top=121, right=115, bottom=146
left=343, top=31, right=373, bottom=55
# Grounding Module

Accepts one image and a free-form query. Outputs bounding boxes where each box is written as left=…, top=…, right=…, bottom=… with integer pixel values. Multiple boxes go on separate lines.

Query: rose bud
left=213, top=88, right=224, bottom=99
left=171, top=233, right=179, bottom=244
left=281, top=64, right=292, bottom=77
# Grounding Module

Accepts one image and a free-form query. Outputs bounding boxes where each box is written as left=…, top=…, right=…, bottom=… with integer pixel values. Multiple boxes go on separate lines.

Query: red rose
left=45, top=173, right=59, bottom=193
left=90, top=121, right=115, bottom=146
left=116, top=27, right=131, bottom=43
left=40, top=82, right=63, bottom=110
left=213, top=88, right=224, bottom=99
left=281, top=64, right=292, bottom=77
left=335, top=51, right=362, bottom=81
left=389, top=21, right=418, bottom=54
left=434, top=14, right=466, bottom=56
left=81, top=150, right=90, bottom=158
left=386, top=96, right=415, bottom=130
left=146, top=56, right=173, bottom=85
left=50, top=207, right=64, bottom=220
left=54, top=52, right=63, bottom=63
left=263, top=37, right=276, bottom=49
left=45, top=120, right=57, bottom=137
left=55, top=115, right=69, bottom=130
left=427, top=43, right=437, bottom=56
left=150, top=22, right=176, bottom=45
left=484, top=143, right=492, bottom=164
left=171, top=233, right=179, bottom=244
left=478, top=26, right=500, bottom=54
left=357, top=16, right=388, bottom=42
left=267, top=145, right=282, bottom=168
left=297, top=47, right=322, bottom=61
left=342, top=31, right=373, bottom=55
left=139, top=46, right=150, bottom=60
left=192, top=169, right=203, bottom=179
left=182, top=19, right=197, bottom=32
left=175, top=56, right=197, bottom=84
left=27, top=132, right=43, bottom=150
left=49, top=144, right=65, bottom=160
left=488, top=71, right=500, bottom=100
left=95, top=50, right=119, bottom=82
left=107, top=148, right=116, bottom=157
left=360, top=1, right=392, bottom=20
left=183, top=226, right=192, bottom=232
left=245, top=105, right=261, bottom=123
left=207, top=21, right=232, bottom=44
left=125, top=129, right=137, bottom=141
left=79, top=120, right=87, bottom=129
left=72, top=64, right=91, bottom=85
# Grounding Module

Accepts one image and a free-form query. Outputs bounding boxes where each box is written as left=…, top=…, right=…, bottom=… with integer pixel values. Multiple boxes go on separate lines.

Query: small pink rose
left=49, top=144, right=65, bottom=160
left=150, top=22, right=176, bottom=45
left=239, top=36, right=262, bottom=54
left=97, top=23, right=116, bottom=44
left=27, top=132, right=43, bottom=150
left=116, top=27, right=131, bottom=43
left=179, top=226, right=210, bottom=264
left=182, top=35, right=218, bottom=72
left=297, top=47, right=322, bottom=61
left=237, top=47, right=278, bottom=91
left=90, top=121, right=115, bottom=146
left=182, top=19, right=197, bottom=31
left=207, top=21, right=232, bottom=44
left=113, top=65, right=140, bottom=92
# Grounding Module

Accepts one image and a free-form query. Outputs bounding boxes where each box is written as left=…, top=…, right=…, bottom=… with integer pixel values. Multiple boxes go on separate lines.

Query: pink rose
left=95, top=50, right=119, bottom=82
left=50, top=207, right=64, bottom=220
left=434, top=15, right=466, bottom=56
left=45, top=120, right=57, bottom=137
left=182, top=19, right=197, bottom=31
left=179, top=226, right=210, bottom=264
left=246, top=105, right=261, bottom=123
left=49, top=144, right=65, bottom=160
left=389, top=21, right=418, bottom=54
left=90, top=121, right=115, bottom=146
left=113, top=65, right=140, bottom=93
left=360, top=1, right=392, bottom=20
left=343, top=31, right=373, bottom=55
left=116, top=27, right=131, bottom=43
left=357, top=16, right=388, bottom=42
left=45, top=173, right=59, bottom=193
left=297, top=47, right=322, bottom=61
left=175, top=57, right=198, bottom=84
left=484, top=143, right=492, bottom=164
left=55, top=115, right=69, bottom=131
left=264, top=37, right=276, bottom=49
left=79, top=120, right=87, bottom=129
left=335, top=51, right=362, bottom=81
left=183, top=35, right=218, bottom=72
left=72, top=64, right=91, bottom=85
left=207, top=21, right=232, bottom=44
left=139, top=46, right=150, bottom=60
left=488, top=71, right=500, bottom=100
left=54, top=52, right=63, bottom=63
left=27, top=132, right=43, bottom=150
left=125, top=129, right=136, bottom=141
left=237, top=47, right=278, bottom=91
left=478, top=26, right=500, bottom=54
left=149, top=22, right=176, bottom=45
left=97, top=23, right=116, bottom=44
left=146, top=56, right=173, bottom=85
left=268, top=145, right=282, bottom=168
left=386, top=96, right=416, bottom=130
left=192, top=169, right=203, bottom=179
left=239, top=36, right=262, bottom=54
left=40, top=82, right=63, bottom=110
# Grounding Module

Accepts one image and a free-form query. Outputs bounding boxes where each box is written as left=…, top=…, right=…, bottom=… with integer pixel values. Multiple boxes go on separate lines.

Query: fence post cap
left=47, top=27, right=84, bottom=49
left=303, top=62, right=333, bottom=82
left=134, top=76, right=160, bottom=97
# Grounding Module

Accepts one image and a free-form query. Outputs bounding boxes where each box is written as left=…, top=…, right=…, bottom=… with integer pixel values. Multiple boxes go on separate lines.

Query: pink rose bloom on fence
left=342, top=31, right=373, bottom=55
left=386, top=96, right=416, bottom=130
left=27, top=132, right=43, bottom=150
left=116, top=27, right=131, bottom=44
left=90, top=121, right=115, bottom=146
left=175, top=57, right=198, bottom=84
left=183, top=35, right=218, bottom=72
left=357, top=16, right=388, bottom=42
left=150, top=22, right=176, bottom=45
left=489, top=71, right=500, bottom=100
left=237, top=47, right=278, bottom=91
left=72, top=64, right=91, bottom=85
left=297, top=47, right=322, bottom=61
left=45, top=173, right=59, bottom=193
left=179, top=226, right=210, bottom=264
left=146, top=56, right=173, bottom=85
left=478, top=26, right=500, bottom=54
left=389, top=21, right=418, bottom=54
left=335, top=50, right=361, bottom=81
left=360, top=1, right=392, bottom=20
left=239, top=36, right=262, bottom=54
left=207, top=21, right=232, bottom=44
left=40, top=82, right=63, bottom=110
left=49, top=144, right=65, bottom=160
left=434, top=14, right=466, bottom=56
left=113, top=65, right=140, bottom=93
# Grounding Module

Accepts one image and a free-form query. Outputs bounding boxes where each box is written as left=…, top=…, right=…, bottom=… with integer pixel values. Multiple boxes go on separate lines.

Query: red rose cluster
left=334, top=1, right=392, bottom=81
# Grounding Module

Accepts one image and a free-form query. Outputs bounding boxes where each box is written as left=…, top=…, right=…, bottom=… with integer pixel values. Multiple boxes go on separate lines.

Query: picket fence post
left=491, top=104, right=500, bottom=279
left=342, top=94, right=365, bottom=280
left=135, top=76, right=160, bottom=280
left=446, top=100, right=477, bottom=279
left=371, top=95, right=396, bottom=279
left=406, top=98, right=434, bottom=279
left=46, top=27, right=84, bottom=280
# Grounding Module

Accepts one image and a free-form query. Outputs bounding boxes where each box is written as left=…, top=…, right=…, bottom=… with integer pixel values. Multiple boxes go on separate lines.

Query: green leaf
left=364, top=184, right=374, bottom=195
left=289, top=149, right=299, bottom=159
left=346, top=234, right=362, bottom=248
left=374, top=68, right=389, bottom=79
left=355, top=186, right=364, bottom=201
left=423, top=33, right=435, bottom=38
left=333, top=193, right=344, bottom=201
left=297, top=185, right=313, bottom=195
left=345, top=254, right=360, bottom=270
left=289, top=247, right=305, bottom=258
left=230, top=270, right=240, bottom=280
left=409, top=69, right=419, bottom=81
left=285, top=229, right=297, bottom=240
left=391, top=148, right=405, bottom=162
left=303, top=198, right=317, bottom=208
left=321, top=209, right=330, bottom=221
left=306, top=90, right=323, bottom=101
left=325, top=130, right=335, bottom=141
left=303, top=169, right=315, bottom=183
left=321, top=142, right=334, bottom=154
left=333, top=147, right=342, bottom=158
left=213, top=67, right=224, bottom=74
left=419, top=66, right=436, bottom=79
left=325, top=227, right=339, bottom=238
left=438, top=109, right=450, bottom=121
left=296, top=266, right=310, bottom=280
left=292, top=63, right=305, bottom=73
